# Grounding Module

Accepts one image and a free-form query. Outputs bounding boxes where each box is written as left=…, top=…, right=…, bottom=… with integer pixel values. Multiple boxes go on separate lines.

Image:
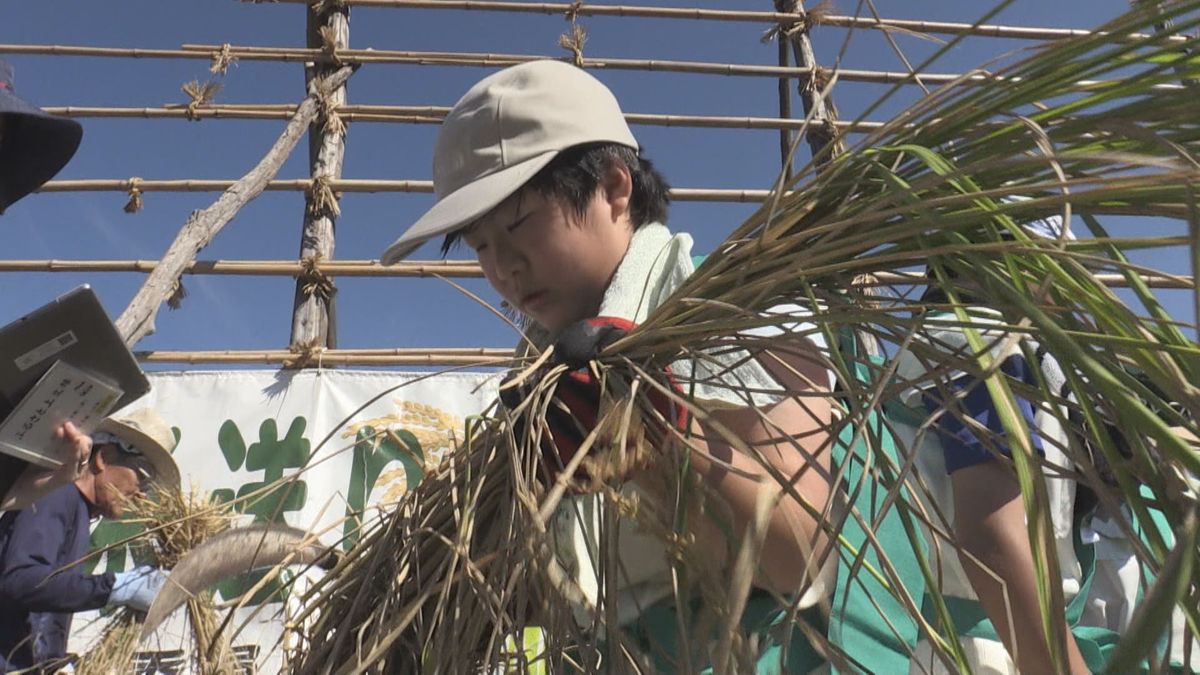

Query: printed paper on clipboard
left=0, top=360, right=123, bottom=468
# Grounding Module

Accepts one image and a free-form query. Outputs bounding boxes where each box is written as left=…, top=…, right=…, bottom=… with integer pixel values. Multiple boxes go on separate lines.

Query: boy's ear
left=600, top=162, right=633, bottom=224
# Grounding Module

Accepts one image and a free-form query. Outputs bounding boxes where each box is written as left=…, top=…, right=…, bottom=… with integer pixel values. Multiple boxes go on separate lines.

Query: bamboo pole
left=0, top=259, right=1189, bottom=289
left=291, top=2, right=351, bottom=352
left=2, top=43, right=1183, bottom=91
left=37, top=179, right=781, bottom=202
left=182, top=44, right=1185, bottom=89
left=38, top=178, right=434, bottom=194
left=776, top=0, right=840, bottom=167
left=115, top=65, right=358, bottom=347
left=255, top=0, right=1187, bottom=44
left=39, top=104, right=887, bottom=133
left=134, top=348, right=514, bottom=366
left=774, top=0, right=867, bottom=359
left=0, top=259, right=485, bottom=277
left=775, top=13, right=793, bottom=180
left=177, top=42, right=942, bottom=81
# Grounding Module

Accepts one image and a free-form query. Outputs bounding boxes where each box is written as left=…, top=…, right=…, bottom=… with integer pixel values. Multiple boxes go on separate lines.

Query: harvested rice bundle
left=76, top=487, right=236, bottom=674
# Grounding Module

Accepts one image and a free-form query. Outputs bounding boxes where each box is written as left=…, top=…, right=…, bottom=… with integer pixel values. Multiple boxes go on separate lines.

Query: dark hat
left=0, top=60, right=83, bottom=214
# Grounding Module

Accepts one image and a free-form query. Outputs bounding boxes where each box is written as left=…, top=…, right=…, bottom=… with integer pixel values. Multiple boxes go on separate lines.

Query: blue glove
left=108, top=565, right=168, bottom=612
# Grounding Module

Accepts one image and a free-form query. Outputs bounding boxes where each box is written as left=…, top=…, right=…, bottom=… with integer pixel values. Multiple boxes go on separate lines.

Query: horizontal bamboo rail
left=37, top=179, right=778, bottom=202
left=135, top=347, right=515, bottom=366
left=1, top=259, right=1191, bottom=289
left=0, top=259, right=486, bottom=277
left=40, top=104, right=885, bottom=133
left=0, top=43, right=1181, bottom=91
left=39, top=178, right=434, bottom=193
left=261, top=0, right=1184, bottom=44
left=183, top=44, right=971, bottom=84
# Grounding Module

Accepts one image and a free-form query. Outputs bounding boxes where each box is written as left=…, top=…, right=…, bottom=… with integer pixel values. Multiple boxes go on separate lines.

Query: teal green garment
left=917, top=495, right=1189, bottom=673
left=619, top=342, right=926, bottom=673
left=826, top=344, right=926, bottom=673
left=918, top=531, right=1122, bottom=673
left=621, top=591, right=827, bottom=674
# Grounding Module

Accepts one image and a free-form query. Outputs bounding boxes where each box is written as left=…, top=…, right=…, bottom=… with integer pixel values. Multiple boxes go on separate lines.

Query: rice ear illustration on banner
left=140, top=523, right=336, bottom=640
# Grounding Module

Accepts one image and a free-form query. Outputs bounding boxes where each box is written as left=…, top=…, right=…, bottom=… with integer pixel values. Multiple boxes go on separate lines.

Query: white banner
left=71, top=369, right=498, bottom=672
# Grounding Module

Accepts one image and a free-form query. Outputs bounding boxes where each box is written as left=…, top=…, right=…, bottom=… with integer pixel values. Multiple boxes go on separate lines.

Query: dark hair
left=442, top=143, right=670, bottom=255
left=92, top=443, right=155, bottom=488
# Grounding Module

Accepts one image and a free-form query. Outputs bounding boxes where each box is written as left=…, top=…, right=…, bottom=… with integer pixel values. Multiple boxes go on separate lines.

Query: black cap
left=0, top=60, right=83, bottom=214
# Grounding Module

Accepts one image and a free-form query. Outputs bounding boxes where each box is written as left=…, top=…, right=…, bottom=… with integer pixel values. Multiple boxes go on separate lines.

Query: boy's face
left=464, top=177, right=633, bottom=333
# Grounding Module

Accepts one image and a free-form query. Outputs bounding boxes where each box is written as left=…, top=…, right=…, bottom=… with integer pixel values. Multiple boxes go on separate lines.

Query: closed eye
left=507, top=212, right=532, bottom=233
left=464, top=235, right=486, bottom=253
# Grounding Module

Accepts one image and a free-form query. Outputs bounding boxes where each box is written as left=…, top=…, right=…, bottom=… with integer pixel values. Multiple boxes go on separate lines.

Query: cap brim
left=380, top=149, right=559, bottom=265
left=97, top=418, right=181, bottom=492
left=0, top=105, right=83, bottom=212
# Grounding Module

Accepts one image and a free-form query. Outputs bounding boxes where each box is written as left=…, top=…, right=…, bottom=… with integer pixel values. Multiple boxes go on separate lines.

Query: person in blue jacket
left=0, top=408, right=181, bottom=672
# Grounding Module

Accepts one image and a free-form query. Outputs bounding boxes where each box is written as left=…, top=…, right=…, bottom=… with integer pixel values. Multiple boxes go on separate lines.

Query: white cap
left=96, top=407, right=181, bottom=491
left=380, top=60, right=638, bottom=264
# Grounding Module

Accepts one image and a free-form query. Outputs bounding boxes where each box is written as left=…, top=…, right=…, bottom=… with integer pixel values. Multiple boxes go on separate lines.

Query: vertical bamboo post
left=774, top=0, right=840, bottom=168
left=772, top=1, right=879, bottom=357
left=776, top=31, right=794, bottom=181
left=291, top=0, right=350, bottom=352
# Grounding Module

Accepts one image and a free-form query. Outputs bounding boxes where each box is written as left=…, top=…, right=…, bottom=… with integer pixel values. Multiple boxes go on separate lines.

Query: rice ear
left=140, top=523, right=332, bottom=639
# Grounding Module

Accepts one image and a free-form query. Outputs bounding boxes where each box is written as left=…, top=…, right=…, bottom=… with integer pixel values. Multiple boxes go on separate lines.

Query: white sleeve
left=740, top=303, right=835, bottom=390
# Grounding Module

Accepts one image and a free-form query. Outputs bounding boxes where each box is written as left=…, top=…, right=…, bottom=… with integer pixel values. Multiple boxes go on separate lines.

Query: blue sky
left=2, top=0, right=1192, bottom=367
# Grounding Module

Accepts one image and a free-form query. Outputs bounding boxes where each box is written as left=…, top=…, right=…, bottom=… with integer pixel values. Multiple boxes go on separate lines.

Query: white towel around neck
left=526, top=221, right=785, bottom=407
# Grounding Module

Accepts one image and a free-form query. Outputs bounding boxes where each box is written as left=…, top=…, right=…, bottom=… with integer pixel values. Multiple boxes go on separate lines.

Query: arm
left=0, top=489, right=115, bottom=612
left=1, top=422, right=93, bottom=512
left=952, top=461, right=1088, bottom=675
left=634, top=341, right=835, bottom=596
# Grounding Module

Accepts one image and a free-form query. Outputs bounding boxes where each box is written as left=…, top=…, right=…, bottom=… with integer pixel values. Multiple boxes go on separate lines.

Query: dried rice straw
left=76, top=487, right=236, bottom=673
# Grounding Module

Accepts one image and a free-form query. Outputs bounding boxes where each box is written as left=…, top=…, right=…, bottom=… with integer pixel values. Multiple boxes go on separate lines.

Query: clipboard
left=0, top=285, right=150, bottom=468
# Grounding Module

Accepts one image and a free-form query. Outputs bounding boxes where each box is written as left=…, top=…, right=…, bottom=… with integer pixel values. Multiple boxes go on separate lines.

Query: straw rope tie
left=805, top=64, right=834, bottom=95
left=210, top=43, right=238, bottom=75
left=299, top=254, right=336, bottom=301
left=318, top=25, right=344, bottom=66
left=851, top=273, right=884, bottom=307
left=762, top=14, right=807, bottom=42
left=181, top=79, right=222, bottom=121
left=123, top=177, right=144, bottom=214
left=307, top=175, right=342, bottom=217
left=311, top=0, right=348, bottom=15
left=285, top=337, right=326, bottom=369
left=317, top=89, right=346, bottom=137
left=167, top=278, right=188, bottom=310
left=564, top=0, right=583, bottom=24
left=560, top=1, right=587, bottom=68
left=762, top=0, right=823, bottom=43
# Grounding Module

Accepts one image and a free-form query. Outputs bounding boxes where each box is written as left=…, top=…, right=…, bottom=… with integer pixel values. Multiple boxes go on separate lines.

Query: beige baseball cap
left=380, top=60, right=639, bottom=264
